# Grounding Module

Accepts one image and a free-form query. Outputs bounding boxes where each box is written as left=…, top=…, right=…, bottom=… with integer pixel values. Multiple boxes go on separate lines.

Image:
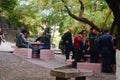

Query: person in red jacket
left=72, top=31, right=83, bottom=68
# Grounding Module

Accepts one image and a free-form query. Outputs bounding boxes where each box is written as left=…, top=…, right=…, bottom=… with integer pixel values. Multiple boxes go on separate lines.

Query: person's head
left=40, top=32, right=46, bottom=37
left=112, top=34, right=117, bottom=40
left=82, top=30, right=87, bottom=36
left=85, top=39, right=90, bottom=46
left=82, top=30, right=87, bottom=34
left=90, top=27, right=96, bottom=33
left=103, top=29, right=109, bottom=34
left=78, top=31, right=83, bottom=37
left=21, top=29, right=29, bottom=37
left=68, top=28, right=74, bottom=34
left=99, top=30, right=103, bottom=34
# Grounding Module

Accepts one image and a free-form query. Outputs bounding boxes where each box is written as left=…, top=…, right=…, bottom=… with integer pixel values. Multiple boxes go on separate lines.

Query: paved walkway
left=0, top=42, right=116, bottom=80
left=0, top=42, right=14, bottom=52
left=27, top=54, right=67, bottom=69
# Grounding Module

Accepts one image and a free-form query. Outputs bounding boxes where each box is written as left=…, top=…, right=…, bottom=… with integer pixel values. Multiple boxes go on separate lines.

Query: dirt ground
left=0, top=52, right=54, bottom=80
left=0, top=51, right=116, bottom=80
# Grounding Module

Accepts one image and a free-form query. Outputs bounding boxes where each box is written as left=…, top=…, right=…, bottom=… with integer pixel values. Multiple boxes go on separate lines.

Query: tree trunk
left=110, top=18, right=116, bottom=34
left=105, top=0, right=120, bottom=49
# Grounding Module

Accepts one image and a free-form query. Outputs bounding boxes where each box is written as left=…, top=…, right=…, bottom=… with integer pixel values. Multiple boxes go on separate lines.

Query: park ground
left=0, top=42, right=116, bottom=80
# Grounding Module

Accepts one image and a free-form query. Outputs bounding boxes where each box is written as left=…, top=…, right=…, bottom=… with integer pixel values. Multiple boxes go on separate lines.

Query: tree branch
left=61, top=0, right=100, bottom=31
left=78, top=0, right=84, bottom=17
left=103, top=9, right=112, bottom=29
left=110, top=18, right=116, bottom=35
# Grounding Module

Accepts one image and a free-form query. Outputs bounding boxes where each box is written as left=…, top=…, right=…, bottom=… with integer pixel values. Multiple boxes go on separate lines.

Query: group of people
left=16, top=24, right=116, bottom=73
left=16, top=23, right=51, bottom=53
left=61, top=28, right=116, bottom=73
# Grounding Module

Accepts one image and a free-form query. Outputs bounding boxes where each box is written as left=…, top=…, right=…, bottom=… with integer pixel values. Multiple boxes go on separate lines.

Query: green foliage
left=0, top=0, right=18, bottom=12
left=0, top=0, right=114, bottom=46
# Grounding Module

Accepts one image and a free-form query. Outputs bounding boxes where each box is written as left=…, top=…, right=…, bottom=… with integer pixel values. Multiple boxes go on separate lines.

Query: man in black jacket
left=36, top=32, right=50, bottom=49
left=62, top=28, right=74, bottom=60
left=44, top=22, right=51, bottom=49
left=89, top=28, right=99, bottom=63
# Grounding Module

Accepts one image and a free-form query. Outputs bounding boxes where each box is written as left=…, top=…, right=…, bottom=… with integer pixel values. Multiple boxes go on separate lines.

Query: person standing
left=44, top=22, right=50, bottom=35
left=99, top=30, right=113, bottom=73
left=62, top=28, right=74, bottom=60
left=89, top=28, right=99, bottom=63
left=72, top=31, right=83, bottom=68
left=44, top=22, right=51, bottom=49
left=82, top=30, right=88, bottom=43
left=111, top=35, right=117, bottom=65
left=0, top=27, right=5, bottom=45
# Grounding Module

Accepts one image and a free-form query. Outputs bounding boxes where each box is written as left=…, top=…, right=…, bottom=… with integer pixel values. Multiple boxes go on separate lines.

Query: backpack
left=58, top=38, right=64, bottom=49
left=58, top=37, right=65, bottom=54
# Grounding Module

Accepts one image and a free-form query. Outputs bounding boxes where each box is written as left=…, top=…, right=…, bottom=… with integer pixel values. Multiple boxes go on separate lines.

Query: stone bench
left=40, top=49, right=55, bottom=60
left=84, top=55, right=102, bottom=63
left=77, top=62, right=102, bottom=72
left=13, top=48, right=32, bottom=59
left=51, top=69, right=93, bottom=80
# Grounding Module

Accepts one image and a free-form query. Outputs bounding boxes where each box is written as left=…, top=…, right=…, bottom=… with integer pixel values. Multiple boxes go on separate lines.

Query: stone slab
left=51, top=69, right=93, bottom=78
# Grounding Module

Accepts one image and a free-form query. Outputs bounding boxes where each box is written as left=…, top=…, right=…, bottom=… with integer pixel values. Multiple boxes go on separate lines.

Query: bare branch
left=61, top=0, right=100, bottom=31
left=79, top=0, right=84, bottom=17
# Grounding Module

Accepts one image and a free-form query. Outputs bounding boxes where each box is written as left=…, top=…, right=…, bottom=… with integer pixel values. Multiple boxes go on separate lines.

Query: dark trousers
left=90, top=51, right=99, bottom=63
left=111, top=49, right=116, bottom=65
left=65, top=50, right=71, bottom=59
left=41, top=44, right=50, bottom=49
left=0, top=38, right=1, bottom=45
left=101, top=52, right=113, bottom=73
left=64, top=50, right=75, bottom=60
left=64, top=44, right=74, bottom=60
left=72, top=48, right=82, bottom=68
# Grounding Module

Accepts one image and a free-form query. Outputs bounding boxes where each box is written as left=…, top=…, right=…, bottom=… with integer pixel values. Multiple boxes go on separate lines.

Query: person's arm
left=89, top=33, right=97, bottom=41
left=35, top=37, right=40, bottom=42
left=21, top=34, right=28, bottom=43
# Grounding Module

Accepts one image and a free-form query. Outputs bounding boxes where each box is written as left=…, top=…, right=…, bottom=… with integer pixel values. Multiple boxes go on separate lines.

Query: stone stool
left=40, top=49, right=55, bottom=60
left=13, top=48, right=32, bottom=59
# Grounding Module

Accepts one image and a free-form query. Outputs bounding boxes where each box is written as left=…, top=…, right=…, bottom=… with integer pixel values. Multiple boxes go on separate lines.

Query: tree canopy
left=1, top=0, right=120, bottom=47
left=0, top=0, right=114, bottom=35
